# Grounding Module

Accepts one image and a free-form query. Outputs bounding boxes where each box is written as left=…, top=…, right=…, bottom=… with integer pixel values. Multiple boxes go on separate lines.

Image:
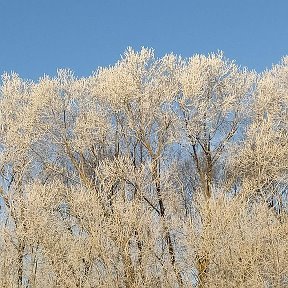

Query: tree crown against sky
left=0, top=48, right=287, bottom=287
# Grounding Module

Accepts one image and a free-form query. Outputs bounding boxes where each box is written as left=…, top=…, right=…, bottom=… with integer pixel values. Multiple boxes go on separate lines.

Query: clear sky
left=0, top=0, right=287, bottom=80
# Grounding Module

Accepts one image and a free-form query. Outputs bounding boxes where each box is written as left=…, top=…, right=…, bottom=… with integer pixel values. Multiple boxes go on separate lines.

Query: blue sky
left=0, top=0, right=287, bottom=80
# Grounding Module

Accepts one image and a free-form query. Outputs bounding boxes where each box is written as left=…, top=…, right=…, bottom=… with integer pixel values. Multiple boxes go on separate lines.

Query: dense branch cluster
left=0, top=48, right=287, bottom=287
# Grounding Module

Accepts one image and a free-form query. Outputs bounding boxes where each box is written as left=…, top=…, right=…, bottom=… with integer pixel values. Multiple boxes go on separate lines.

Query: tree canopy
left=0, top=48, right=287, bottom=287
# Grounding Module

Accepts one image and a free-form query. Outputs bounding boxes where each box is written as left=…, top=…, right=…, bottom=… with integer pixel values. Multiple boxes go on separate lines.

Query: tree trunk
left=17, top=241, right=25, bottom=288
left=152, top=157, right=183, bottom=286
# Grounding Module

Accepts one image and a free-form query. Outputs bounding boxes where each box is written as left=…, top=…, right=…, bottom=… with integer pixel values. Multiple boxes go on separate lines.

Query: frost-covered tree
left=0, top=48, right=287, bottom=288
